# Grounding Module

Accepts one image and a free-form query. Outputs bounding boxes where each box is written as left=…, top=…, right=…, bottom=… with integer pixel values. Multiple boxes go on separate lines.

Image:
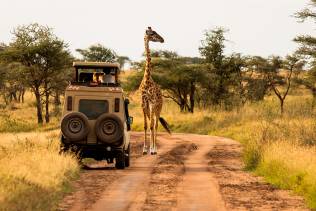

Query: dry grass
left=0, top=92, right=61, bottom=133
left=0, top=85, right=316, bottom=209
left=0, top=132, right=79, bottom=210
left=128, top=90, right=316, bottom=209
left=257, top=142, right=316, bottom=209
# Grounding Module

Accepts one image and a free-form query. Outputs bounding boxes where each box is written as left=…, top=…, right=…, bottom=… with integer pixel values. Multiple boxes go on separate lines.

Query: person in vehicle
left=101, top=69, right=116, bottom=83
left=93, top=72, right=102, bottom=83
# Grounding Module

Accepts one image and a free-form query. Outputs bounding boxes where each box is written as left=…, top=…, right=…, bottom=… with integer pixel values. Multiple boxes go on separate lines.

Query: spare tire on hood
left=61, top=112, right=90, bottom=141
left=95, top=113, right=123, bottom=145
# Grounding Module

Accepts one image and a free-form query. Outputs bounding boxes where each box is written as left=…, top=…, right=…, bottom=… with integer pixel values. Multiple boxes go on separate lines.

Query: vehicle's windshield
left=77, top=67, right=117, bottom=84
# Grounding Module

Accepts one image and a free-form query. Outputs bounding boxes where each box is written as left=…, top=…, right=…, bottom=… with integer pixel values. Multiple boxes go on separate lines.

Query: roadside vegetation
left=1, top=88, right=315, bottom=209
left=0, top=0, right=315, bottom=210
left=0, top=131, right=79, bottom=210
left=0, top=94, right=79, bottom=210
left=128, top=91, right=316, bottom=209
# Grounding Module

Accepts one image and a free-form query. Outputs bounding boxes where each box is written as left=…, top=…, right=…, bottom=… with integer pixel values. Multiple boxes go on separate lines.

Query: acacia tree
left=266, top=55, right=302, bottom=115
left=0, top=23, right=72, bottom=124
left=199, top=28, right=228, bottom=105
left=76, top=44, right=131, bottom=69
left=50, top=67, right=73, bottom=114
left=0, top=44, right=6, bottom=103
left=199, top=28, right=248, bottom=108
left=76, top=44, right=117, bottom=62
left=153, top=57, right=205, bottom=113
left=42, top=54, right=72, bottom=123
left=295, top=0, right=316, bottom=61
left=294, top=0, right=316, bottom=106
left=124, top=52, right=205, bottom=113
left=244, top=56, right=271, bottom=102
left=0, top=62, right=27, bottom=104
left=225, top=53, right=247, bottom=107
left=296, top=0, right=316, bottom=21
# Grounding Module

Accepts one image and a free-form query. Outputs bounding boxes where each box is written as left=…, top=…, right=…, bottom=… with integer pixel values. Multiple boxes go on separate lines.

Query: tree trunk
left=1, top=87, right=8, bottom=105
left=280, top=99, right=284, bottom=116
left=52, top=90, right=61, bottom=116
left=2, top=94, right=8, bottom=105
left=180, top=99, right=185, bottom=112
left=12, top=92, right=17, bottom=101
left=45, top=96, right=50, bottom=123
left=189, top=82, right=195, bottom=113
left=54, top=90, right=61, bottom=106
left=312, top=88, right=316, bottom=109
left=312, top=95, right=316, bottom=110
left=18, top=86, right=25, bottom=103
left=21, top=89, right=25, bottom=103
left=34, top=86, right=43, bottom=124
left=44, top=82, right=50, bottom=123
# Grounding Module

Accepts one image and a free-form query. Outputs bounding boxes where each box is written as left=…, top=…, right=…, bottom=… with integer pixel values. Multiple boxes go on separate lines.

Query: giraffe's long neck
left=144, top=37, right=151, bottom=82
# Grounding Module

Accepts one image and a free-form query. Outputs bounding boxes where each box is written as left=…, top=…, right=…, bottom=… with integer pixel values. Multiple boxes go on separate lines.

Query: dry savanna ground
left=0, top=74, right=315, bottom=210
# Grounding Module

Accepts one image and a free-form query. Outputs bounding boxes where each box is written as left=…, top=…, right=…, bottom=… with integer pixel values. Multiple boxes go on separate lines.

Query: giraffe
left=139, top=27, right=171, bottom=155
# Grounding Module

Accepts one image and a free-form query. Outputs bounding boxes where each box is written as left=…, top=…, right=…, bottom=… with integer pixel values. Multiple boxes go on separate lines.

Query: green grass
left=257, top=142, right=316, bottom=209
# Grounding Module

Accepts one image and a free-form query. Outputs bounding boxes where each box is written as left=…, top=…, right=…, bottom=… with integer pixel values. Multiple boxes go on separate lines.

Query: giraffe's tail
left=159, top=117, right=172, bottom=134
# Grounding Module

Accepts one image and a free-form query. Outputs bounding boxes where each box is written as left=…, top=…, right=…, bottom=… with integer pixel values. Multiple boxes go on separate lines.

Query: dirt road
left=58, top=133, right=309, bottom=211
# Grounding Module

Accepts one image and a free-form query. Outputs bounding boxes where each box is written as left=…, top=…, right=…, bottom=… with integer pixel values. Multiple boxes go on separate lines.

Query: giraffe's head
left=145, top=27, right=164, bottom=43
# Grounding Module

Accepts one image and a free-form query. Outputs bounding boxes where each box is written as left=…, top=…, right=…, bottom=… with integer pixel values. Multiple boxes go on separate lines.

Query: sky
left=0, top=0, right=315, bottom=61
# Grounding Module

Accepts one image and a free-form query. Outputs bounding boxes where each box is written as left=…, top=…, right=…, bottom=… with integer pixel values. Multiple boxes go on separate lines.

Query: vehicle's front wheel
left=115, top=150, right=125, bottom=169
left=124, top=144, right=130, bottom=167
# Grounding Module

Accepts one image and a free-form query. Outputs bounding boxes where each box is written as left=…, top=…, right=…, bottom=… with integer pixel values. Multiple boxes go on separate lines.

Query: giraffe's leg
left=153, top=116, right=159, bottom=154
left=149, top=110, right=155, bottom=155
left=142, top=107, right=148, bottom=155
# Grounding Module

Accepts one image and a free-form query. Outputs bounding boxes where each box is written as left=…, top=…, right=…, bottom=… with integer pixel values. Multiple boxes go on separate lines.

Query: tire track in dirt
left=143, top=134, right=309, bottom=211
left=59, top=133, right=309, bottom=211
left=142, top=139, right=198, bottom=210
left=176, top=134, right=226, bottom=211
left=88, top=133, right=176, bottom=211
left=58, top=133, right=145, bottom=211
left=207, top=137, right=309, bottom=211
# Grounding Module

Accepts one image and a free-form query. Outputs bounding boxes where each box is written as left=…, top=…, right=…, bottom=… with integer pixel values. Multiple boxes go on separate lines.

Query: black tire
left=61, top=112, right=90, bottom=142
left=115, top=150, right=125, bottom=169
left=124, top=144, right=130, bottom=167
left=95, top=114, right=124, bottom=145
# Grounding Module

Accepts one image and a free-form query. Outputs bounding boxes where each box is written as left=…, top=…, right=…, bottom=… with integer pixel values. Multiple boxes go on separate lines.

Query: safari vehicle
left=59, top=62, right=133, bottom=169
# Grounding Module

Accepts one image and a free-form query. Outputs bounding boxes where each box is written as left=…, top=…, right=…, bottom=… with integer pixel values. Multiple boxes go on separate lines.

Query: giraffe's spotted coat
left=138, top=27, right=165, bottom=154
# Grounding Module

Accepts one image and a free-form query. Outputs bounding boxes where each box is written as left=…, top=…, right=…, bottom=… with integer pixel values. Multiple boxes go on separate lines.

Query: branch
left=295, top=8, right=316, bottom=22
left=162, top=93, right=181, bottom=106
left=282, top=67, right=294, bottom=100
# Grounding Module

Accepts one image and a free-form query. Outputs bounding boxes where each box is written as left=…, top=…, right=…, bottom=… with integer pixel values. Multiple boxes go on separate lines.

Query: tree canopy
left=0, top=23, right=72, bottom=123
left=76, top=44, right=117, bottom=62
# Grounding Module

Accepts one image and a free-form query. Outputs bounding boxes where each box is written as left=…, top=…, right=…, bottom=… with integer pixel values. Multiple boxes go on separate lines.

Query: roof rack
left=73, top=61, right=120, bottom=68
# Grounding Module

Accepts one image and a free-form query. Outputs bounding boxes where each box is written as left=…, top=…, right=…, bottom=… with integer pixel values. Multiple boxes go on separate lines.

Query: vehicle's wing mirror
left=127, top=116, right=133, bottom=125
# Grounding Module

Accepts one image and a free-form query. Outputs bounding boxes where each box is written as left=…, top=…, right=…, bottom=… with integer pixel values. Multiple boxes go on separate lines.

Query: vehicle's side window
left=79, top=99, right=108, bottom=119
left=124, top=99, right=131, bottom=131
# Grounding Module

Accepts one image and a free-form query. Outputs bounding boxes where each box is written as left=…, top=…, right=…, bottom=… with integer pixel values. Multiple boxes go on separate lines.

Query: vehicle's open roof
left=73, top=61, right=120, bottom=68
